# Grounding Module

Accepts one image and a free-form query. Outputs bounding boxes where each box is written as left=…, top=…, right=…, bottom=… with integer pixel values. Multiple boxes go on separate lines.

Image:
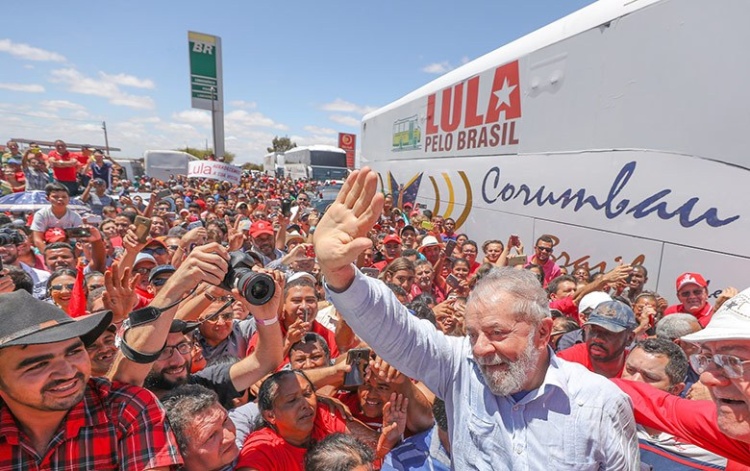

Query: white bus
left=360, top=0, right=750, bottom=302
left=283, top=145, right=348, bottom=181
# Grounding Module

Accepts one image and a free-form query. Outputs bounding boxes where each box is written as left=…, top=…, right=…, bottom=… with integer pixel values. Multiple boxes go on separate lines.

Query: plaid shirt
left=0, top=378, right=182, bottom=471
left=23, top=167, right=51, bottom=192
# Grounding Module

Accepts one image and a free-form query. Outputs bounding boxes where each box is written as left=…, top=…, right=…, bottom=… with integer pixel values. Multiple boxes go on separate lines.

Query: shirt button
left=577, top=400, right=584, bottom=406
left=515, top=444, right=523, bottom=454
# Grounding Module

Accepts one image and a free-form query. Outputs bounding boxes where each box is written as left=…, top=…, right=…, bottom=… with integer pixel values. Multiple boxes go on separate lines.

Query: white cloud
left=329, top=114, right=360, bottom=127
left=422, top=61, right=453, bottom=74
left=172, top=109, right=212, bottom=127
left=291, top=134, right=338, bottom=147
left=0, top=39, right=66, bottom=62
left=303, top=125, right=336, bottom=135
left=49, top=68, right=155, bottom=109
left=23, top=64, right=34, bottom=70
left=25, top=111, right=58, bottom=119
left=40, top=100, right=86, bottom=111
left=99, top=72, right=155, bottom=89
left=321, top=98, right=376, bottom=116
left=0, top=82, right=45, bottom=93
left=225, top=110, right=288, bottom=130
left=229, top=100, right=257, bottom=109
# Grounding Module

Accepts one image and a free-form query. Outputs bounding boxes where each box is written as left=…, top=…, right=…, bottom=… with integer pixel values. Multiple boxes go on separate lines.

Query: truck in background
left=361, top=0, right=750, bottom=302
left=143, top=150, right=198, bottom=182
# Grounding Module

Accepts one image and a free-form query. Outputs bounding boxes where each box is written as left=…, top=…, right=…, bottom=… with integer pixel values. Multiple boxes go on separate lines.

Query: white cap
left=287, top=271, right=316, bottom=284
left=682, top=287, right=750, bottom=343
left=134, top=253, right=157, bottom=266
left=578, top=291, right=612, bottom=314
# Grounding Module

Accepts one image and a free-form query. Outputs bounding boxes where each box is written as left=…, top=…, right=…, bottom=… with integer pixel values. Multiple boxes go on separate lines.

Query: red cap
left=45, top=228, right=67, bottom=243
left=383, top=234, right=402, bottom=245
left=676, top=272, right=708, bottom=291
left=194, top=199, right=206, bottom=210
left=250, top=221, right=275, bottom=239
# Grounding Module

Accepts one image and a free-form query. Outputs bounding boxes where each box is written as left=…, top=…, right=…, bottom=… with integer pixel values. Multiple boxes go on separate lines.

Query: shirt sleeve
left=613, top=378, right=750, bottom=464
left=326, top=268, right=465, bottom=400
left=115, top=384, right=183, bottom=470
left=599, top=388, right=640, bottom=471
left=192, top=362, right=242, bottom=406
left=30, top=210, right=45, bottom=232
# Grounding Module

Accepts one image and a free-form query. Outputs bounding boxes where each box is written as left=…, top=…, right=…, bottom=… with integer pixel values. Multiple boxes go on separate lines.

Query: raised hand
left=377, top=393, right=408, bottom=458
left=314, top=168, right=384, bottom=290
left=102, top=262, right=138, bottom=324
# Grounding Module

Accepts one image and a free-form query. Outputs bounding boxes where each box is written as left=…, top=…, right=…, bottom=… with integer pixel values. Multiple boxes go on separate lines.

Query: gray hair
left=468, top=267, right=550, bottom=325
left=305, top=433, right=374, bottom=471
left=161, top=384, right=220, bottom=457
left=655, top=314, right=701, bottom=341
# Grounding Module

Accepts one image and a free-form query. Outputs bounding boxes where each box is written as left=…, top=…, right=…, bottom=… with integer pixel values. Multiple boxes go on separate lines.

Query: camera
left=220, top=251, right=275, bottom=305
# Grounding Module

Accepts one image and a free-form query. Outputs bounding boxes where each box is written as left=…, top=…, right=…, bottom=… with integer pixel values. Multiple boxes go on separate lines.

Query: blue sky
left=0, top=0, right=594, bottom=164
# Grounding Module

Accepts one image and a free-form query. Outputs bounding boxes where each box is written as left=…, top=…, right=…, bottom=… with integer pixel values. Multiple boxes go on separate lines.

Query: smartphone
left=361, top=267, right=380, bottom=278
left=445, top=274, right=462, bottom=289
left=281, top=199, right=292, bottom=218
left=444, top=239, right=457, bottom=256
left=421, top=220, right=434, bottom=231
left=305, top=245, right=315, bottom=259
left=30, top=147, right=41, bottom=154
left=64, top=227, right=91, bottom=239
left=301, top=307, right=312, bottom=323
left=344, top=348, right=372, bottom=387
left=84, top=214, right=102, bottom=224
left=510, top=235, right=520, bottom=247
left=156, top=189, right=171, bottom=199
left=267, top=199, right=281, bottom=210
left=133, top=215, right=152, bottom=243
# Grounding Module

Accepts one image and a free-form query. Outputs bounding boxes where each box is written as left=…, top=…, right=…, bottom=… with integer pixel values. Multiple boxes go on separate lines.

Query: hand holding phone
left=133, top=215, right=152, bottom=243
left=344, top=348, right=372, bottom=387
left=444, top=240, right=457, bottom=256
left=64, top=227, right=91, bottom=239
left=445, top=274, right=462, bottom=289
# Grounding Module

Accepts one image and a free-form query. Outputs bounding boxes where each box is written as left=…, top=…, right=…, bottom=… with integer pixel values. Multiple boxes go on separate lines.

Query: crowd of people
left=1, top=140, right=750, bottom=470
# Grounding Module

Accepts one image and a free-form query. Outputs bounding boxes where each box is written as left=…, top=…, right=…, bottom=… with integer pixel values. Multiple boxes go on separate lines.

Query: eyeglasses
left=88, top=284, right=104, bottom=291
left=159, top=342, right=192, bottom=360
left=536, top=246, right=553, bottom=253
left=679, top=289, right=705, bottom=298
left=690, top=353, right=750, bottom=379
left=143, top=247, right=168, bottom=256
left=167, top=245, right=180, bottom=251
left=133, top=267, right=152, bottom=275
left=50, top=283, right=75, bottom=291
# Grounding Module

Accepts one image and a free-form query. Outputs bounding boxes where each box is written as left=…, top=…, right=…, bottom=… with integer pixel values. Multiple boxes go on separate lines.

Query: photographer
left=108, top=243, right=284, bottom=406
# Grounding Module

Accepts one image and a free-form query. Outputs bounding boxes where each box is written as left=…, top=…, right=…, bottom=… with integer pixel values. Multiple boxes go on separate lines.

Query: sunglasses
left=50, top=283, right=74, bottom=291
left=150, top=278, right=169, bottom=287
left=143, top=247, right=168, bottom=256
left=536, top=246, right=553, bottom=253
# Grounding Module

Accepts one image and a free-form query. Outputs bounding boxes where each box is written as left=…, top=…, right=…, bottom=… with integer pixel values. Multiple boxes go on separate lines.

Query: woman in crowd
left=46, top=268, right=78, bottom=314
left=236, top=370, right=404, bottom=471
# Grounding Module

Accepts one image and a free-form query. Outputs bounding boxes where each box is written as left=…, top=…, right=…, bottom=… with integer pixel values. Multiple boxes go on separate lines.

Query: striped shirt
left=0, top=378, right=182, bottom=471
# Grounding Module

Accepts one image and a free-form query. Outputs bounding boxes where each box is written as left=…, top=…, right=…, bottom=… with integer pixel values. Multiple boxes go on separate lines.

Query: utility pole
left=102, top=121, right=110, bottom=155
left=210, top=86, right=217, bottom=156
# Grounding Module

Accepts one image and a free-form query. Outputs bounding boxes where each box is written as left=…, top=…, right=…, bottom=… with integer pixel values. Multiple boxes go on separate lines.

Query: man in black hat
left=0, top=290, right=182, bottom=470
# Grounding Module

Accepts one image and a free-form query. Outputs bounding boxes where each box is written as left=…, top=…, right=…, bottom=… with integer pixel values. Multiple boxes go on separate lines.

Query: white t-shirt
left=30, top=206, right=83, bottom=233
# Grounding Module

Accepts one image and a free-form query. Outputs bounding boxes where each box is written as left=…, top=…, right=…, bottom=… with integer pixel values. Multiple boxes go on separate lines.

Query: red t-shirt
left=48, top=150, right=78, bottom=182
left=236, top=403, right=347, bottom=471
left=335, top=390, right=383, bottom=432
left=663, top=302, right=713, bottom=327
left=246, top=319, right=340, bottom=367
left=557, top=342, right=626, bottom=378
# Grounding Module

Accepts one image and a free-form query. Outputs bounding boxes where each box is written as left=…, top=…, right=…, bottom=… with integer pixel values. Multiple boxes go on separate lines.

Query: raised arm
left=314, top=168, right=462, bottom=398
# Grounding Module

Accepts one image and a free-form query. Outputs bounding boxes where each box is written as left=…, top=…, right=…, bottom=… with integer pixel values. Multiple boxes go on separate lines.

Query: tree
left=177, top=147, right=236, bottom=164
left=267, top=136, right=297, bottom=154
left=242, top=162, right=263, bottom=171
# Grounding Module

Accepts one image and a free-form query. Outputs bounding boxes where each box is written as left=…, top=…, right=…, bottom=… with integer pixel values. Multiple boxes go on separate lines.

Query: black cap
left=0, top=291, right=112, bottom=348
left=148, top=264, right=176, bottom=283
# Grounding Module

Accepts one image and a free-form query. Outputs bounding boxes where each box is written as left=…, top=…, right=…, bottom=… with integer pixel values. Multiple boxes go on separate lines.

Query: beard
left=144, top=362, right=191, bottom=392
left=476, top=333, right=541, bottom=396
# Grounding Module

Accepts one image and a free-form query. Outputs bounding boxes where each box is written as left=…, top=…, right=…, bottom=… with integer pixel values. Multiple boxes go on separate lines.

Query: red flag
left=68, top=262, right=87, bottom=318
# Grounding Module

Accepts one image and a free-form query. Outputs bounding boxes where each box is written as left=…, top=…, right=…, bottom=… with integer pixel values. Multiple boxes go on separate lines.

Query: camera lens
left=236, top=270, right=275, bottom=306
